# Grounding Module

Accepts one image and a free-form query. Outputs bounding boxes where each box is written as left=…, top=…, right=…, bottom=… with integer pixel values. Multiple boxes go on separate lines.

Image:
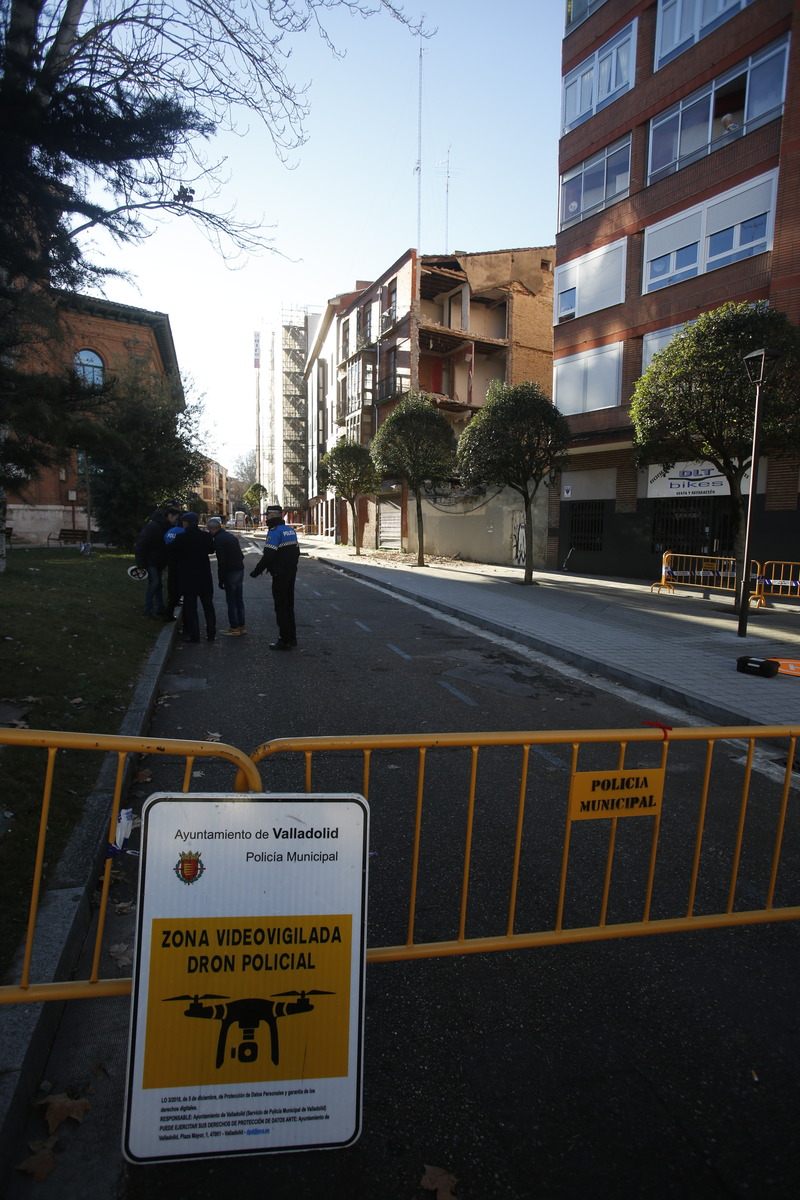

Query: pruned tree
left=318, top=438, right=381, bottom=554
left=231, top=449, right=260, bottom=492
left=370, top=393, right=457, bottom=566
left=88, top=367, right=209, bottom=548
left=630, top=302, right=800, bottom=605
left=457, top=380, right=571, bottom=585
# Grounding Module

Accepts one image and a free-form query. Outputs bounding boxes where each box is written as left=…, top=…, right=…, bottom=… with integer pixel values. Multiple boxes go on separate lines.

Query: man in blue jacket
left=249, top=505, right=299, bottom=650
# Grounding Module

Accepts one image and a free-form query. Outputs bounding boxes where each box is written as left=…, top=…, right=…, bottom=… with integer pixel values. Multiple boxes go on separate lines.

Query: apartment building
left=555, top=0, right=799, bottom=577
left=307, top=247, right=555, bottom=560
left=195, top=458, right=229, bottom=517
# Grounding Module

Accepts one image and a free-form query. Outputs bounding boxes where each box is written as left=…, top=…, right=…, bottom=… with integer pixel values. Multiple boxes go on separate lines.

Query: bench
left=47, top=528, right=87, bottom=547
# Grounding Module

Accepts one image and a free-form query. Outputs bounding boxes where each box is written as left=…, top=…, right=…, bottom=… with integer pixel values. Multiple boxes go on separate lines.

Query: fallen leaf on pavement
left=15, top=1136, right=60, bottom=1182
left=36, top=1092, right=91, bottom=1133
left=421, top=1164, right=459, bottom=1198
left=205, top=731, right=222, bottom=741
left=108, top=943, right=132, bottom=967
left=132, top=768, right=152, bottom=784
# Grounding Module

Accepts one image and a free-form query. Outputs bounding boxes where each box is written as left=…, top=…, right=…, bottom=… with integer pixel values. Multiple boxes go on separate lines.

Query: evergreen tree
left=370, top=393, right=457, bottom=566
left=457, top=380, right=571, bottom=585
left=318, top=438, right=381, bottom=554
left=631, top=302, right=800, bottom=605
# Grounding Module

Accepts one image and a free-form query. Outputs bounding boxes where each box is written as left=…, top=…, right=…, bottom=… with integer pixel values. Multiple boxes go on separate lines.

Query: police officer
left=250, top=505, right=299, bottom=650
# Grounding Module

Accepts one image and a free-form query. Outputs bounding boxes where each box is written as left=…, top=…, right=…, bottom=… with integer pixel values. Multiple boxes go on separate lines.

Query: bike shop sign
left=647, top=461, right=753, bottom=496
left=124, top=794, right=369, bottom=1164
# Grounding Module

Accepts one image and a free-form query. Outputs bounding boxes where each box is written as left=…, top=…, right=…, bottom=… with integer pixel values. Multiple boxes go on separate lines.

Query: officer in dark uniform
left=250, top=505, right=300, bottom=650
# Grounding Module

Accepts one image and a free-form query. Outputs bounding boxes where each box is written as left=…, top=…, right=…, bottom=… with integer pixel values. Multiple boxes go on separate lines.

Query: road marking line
left=386, top=643, right=411, bottom=659
left=438, top=680, right=478, bottom=706
left=355, top=620, right=372, bottom=631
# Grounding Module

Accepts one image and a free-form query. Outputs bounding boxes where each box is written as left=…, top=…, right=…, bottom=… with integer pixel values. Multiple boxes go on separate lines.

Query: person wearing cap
left=168, top=511, right=217, bottom=643
left=207, top=517, right=246, bottom=635
left=249, top=505, right=299, bottom=650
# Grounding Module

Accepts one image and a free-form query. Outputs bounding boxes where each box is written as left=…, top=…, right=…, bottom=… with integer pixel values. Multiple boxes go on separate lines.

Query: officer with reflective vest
left=250, top=505, right=300, bottom=650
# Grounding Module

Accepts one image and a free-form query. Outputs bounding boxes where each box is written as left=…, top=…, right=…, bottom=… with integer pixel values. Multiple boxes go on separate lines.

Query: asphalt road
left=5, top=552, right=800, bottom=1200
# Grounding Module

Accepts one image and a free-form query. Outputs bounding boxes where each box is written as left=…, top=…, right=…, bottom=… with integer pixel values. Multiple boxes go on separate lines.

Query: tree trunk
left=349, top=497, right=360, bottom=555
left=522, top=490, right=535, bottom=585
left=415, top=486, right=425, bottom=567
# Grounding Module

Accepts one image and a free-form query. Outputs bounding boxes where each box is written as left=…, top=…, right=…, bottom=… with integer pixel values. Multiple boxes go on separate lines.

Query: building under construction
left=280, top=308, right=308, bottom=515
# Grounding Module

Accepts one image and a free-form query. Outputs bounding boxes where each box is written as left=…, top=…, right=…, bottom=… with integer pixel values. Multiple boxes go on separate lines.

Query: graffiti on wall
left=512, top=513, right=526, bottom=566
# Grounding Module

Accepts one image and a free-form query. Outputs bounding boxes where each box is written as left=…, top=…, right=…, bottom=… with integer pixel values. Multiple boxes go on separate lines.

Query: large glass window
left=554, top=240, right=626, bottom=321
left=649, top=36, right=788, bottom=182
left=566, top=0, right=608, bottom=29
left=74, top=349, right=104, bottom=385
left=553, top=343, right=623, bottom=416
left=655, top=0, right=756, bottom=71
left=562, top=22, right=636, bottom=132
left=560, top=136, right=631, bottom=229
left=643, top=171, right=776, bottom=294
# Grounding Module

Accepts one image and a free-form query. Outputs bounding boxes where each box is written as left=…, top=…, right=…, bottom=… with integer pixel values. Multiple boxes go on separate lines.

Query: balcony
left=376, top=373, right=410, bottom=404
left=380, top=307, right=398, bottom=335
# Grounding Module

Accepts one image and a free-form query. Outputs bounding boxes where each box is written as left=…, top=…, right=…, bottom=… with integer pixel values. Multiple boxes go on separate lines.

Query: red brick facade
left=554, top=0, right=800, bottom=576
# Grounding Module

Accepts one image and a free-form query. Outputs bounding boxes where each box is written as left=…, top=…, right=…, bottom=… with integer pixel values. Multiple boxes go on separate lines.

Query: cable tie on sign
left=643, top=721, right=672, bottom=741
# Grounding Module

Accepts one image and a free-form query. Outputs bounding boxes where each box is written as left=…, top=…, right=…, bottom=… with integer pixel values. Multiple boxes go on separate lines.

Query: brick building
left=7, top=293, right=180, bottom=544
left=554, top=0, right=799, bottom=577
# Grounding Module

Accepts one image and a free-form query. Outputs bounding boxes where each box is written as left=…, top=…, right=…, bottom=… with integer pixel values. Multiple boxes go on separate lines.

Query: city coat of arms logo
left=174, top=850, right=205, bottom=885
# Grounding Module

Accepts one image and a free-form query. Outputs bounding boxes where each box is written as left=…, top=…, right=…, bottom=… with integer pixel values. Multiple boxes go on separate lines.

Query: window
left=562, top=22, right=636, bottom=132
left=649, top=37, right=788, bottom=182
left=553, top=343, right=623, bottom=416
left=643, top=170, right=776, bottom=293
left=560, top=136, right=631, bottom=229
left=642, top=322, right=696, bottom=372
left=566, top=0, right=608, bottom=28
left=341, top=319, right=350, bottom=359
left=74, top=349, right=103, bottom=385
left=655, top=0, right=756, bottom=71
left=554, top=239, right=626, bottom=322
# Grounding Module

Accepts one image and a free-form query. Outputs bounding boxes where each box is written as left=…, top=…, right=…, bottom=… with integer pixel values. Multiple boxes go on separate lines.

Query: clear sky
left=95, top=0, right=565, bottom=474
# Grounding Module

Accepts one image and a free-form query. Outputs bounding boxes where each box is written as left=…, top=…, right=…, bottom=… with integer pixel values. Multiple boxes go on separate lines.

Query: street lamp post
left=737, top=347, right=781, bottom=638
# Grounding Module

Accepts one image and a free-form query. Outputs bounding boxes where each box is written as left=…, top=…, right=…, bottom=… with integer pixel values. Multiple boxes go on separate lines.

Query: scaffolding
left=281, top=308, right=308, bottom=511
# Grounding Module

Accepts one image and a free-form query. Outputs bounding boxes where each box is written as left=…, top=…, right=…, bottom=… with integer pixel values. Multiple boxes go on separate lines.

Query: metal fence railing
left=1, top=723, right=798, bottom=1002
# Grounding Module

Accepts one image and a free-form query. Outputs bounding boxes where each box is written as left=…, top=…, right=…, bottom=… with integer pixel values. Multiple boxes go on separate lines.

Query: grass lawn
left=0, top=547, right=165, bottom=973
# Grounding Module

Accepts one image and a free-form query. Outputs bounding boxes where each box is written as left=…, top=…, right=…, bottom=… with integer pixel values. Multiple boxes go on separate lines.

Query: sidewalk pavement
left=301, top=536, right=800, bottom=730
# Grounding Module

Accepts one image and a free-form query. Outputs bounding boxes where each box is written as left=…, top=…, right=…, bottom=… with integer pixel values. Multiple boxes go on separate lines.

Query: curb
left=0, top=619, right=178, bottom=1176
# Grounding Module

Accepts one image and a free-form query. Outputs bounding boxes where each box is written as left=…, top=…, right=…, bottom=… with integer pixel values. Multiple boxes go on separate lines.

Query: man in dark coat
left=168, top=512, right=216, bottom=642
left=249, top=505, right=299, bottom=650
left=134, top=505, right=180, bottom=618
left=207, top=517, right=246, bottom=635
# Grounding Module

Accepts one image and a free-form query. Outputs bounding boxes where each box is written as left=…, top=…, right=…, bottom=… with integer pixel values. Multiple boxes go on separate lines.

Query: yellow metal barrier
left=243, top=726, right=800, bottom=963
left=752, top=559, right=800, bottom=608
left=0, top=729, right=263, bottom=1005
left=650, top=551, right=752, bottom=597
left=2, top=724, right=799, bottom=1003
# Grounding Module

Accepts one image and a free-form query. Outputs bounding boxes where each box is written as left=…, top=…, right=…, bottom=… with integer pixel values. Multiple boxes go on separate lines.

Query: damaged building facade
left=305, top=246, right=555, bottom=565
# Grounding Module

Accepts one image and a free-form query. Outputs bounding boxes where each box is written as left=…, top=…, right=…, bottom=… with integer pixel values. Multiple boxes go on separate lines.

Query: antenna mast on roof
left=415, top=21, right=424, bottom=251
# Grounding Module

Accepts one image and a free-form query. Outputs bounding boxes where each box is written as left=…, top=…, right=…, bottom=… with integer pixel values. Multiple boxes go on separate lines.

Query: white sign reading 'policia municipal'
left=568, top=769, right=666, bottom=821
left=123, top=794, right=369, bottom=1164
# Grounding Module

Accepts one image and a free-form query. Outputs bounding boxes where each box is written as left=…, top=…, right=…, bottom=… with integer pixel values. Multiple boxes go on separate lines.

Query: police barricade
left=752, top=560, right=800, bottom=609
left=241, top=726, right=800, bottom=963
left=650, top=551, right=747, bottom=598
left=0, top=729, right=262, bottom=1006
left=1, top=724, right=799, bottom=1001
